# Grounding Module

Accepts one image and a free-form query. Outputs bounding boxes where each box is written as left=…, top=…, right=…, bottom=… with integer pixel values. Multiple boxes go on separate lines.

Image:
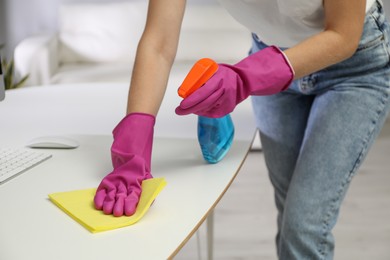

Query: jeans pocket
left=357, top=33, right=384, bottom=52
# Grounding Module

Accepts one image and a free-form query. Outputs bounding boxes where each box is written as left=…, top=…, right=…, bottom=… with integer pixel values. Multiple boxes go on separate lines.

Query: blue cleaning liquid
left=197, top=114, right=234, bottom=164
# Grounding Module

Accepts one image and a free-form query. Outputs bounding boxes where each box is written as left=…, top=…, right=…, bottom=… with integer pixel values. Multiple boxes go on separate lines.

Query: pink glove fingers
left=103, top=188, right=117, bottom=215
left=176, top=87, right=224, bottom=116
left=95, top=178, right=117, bottom=211
left=112, top=182, right=127, bottom=217
left=124, top=191, right=141, bottom=216
left=178, top=76, right=221, bottom=109
left=94, top=188, right=107, bottom=210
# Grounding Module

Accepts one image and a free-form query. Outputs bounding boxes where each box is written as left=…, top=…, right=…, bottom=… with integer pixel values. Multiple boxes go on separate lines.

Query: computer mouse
left=26, top=136, right=79, bottom=149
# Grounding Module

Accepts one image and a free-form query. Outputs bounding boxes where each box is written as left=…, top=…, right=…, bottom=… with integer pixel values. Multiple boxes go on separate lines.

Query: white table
left=0, top=83, right=256, bottom=259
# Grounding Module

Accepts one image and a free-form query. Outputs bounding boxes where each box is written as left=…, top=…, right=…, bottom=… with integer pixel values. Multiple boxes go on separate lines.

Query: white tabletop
left=0, top=83, right=256, bottom=259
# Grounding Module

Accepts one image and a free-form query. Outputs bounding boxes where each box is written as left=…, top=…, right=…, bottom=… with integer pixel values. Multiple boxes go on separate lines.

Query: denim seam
left=357, top=9, right=384, bottom=52
left=348, top=95, right=387, bottom=180
left=356, top=34, right=384, bottom=51
left=368, top=8, right=390, bottom=60
left=318, top=88, right=389, bottom=259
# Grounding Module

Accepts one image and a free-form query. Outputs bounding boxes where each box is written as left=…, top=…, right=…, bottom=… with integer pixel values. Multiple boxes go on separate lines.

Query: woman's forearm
left=284, top=30, right=360, bottom=79
left=126, top=0, right=186, bottom=116
left=126, top=43, right=175, bottom=116
left=284, top=0, right=366, bottom=79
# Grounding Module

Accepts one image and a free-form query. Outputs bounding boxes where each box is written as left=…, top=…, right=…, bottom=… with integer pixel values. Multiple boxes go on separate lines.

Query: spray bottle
left=178, top=58, right=234, bottom=163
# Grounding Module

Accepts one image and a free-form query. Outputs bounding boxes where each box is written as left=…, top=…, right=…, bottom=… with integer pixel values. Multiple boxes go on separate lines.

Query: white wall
left=1, top=0, right=214, bottom=58
left=5, top=0, right=58, bottom=57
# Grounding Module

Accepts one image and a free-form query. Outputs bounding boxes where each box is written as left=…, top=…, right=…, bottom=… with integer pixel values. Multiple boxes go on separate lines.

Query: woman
left=94, top=0, right=390, bottom=258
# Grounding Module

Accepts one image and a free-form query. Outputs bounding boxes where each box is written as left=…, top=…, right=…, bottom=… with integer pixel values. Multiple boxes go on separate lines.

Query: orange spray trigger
left=178, top=58, right=219, bottom=98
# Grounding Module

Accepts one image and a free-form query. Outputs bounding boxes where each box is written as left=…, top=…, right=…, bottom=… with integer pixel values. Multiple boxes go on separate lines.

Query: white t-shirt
left=217, top=0, right=376, bottom=47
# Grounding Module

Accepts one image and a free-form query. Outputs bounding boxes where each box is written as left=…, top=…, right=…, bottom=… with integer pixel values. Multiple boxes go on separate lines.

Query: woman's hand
left=94, top=113, right=155, bottom=217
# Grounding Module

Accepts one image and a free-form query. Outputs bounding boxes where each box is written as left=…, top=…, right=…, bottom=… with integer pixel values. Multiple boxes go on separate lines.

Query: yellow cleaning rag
left=48, top=178, right=167, bottom=233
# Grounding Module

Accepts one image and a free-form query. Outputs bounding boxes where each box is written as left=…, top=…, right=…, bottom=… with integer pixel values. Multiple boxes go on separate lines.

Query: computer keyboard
left=0, top=148, right=52, bottom=184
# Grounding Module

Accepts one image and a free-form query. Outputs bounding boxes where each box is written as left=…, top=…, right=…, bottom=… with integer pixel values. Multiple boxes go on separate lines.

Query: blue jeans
left=250, top=1, right=390, bottom=259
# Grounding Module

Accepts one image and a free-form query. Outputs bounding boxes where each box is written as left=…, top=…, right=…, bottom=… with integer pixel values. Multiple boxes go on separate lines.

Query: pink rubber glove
left=94, top=113, right=155, bottom=217
left=175, top=46, right=294, bottom=118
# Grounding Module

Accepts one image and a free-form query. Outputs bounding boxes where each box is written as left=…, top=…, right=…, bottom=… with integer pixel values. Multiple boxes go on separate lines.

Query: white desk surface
left=0, top=83, right=256, bottom=259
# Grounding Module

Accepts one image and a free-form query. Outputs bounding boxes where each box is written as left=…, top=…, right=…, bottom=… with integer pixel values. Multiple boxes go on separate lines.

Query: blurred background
left=0, top=0, right=212, bottom=59
left=1, top=0, right=389, bottom=259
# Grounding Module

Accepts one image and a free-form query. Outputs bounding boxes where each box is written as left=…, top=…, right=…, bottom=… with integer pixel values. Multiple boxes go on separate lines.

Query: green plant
left=1, top=43, right=29, bottom=90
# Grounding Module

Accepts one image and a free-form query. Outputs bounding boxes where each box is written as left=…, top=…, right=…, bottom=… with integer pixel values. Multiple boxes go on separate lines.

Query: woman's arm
left=126, top=0, right=186, bottom=116
left=284, top=0, right=367, bottom=79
